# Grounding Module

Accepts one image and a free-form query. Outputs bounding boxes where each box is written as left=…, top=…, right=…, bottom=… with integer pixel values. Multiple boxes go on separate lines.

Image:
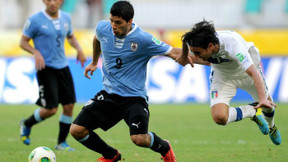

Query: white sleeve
left=231, top=41, right=254, bottom=71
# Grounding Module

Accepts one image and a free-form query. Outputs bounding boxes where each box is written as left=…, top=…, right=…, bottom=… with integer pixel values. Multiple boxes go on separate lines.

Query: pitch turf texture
left=0, top=104, right=287, bottom=162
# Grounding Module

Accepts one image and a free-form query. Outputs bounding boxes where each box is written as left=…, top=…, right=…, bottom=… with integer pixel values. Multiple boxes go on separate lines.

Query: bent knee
left=212, top=114, right=228, bottom=125
left=70, top=124, right=88, bottom=139
left=130, top=134, right=149, bottom=147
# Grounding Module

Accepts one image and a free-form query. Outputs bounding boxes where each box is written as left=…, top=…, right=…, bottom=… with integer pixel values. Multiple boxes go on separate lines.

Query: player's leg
left=20, top=67, right=59, bottom=145
left=55, top=103, right=75, bottom=151
left=211, top=102, right=257, bottom=125
left=124, top=99, right=176, bottom=162
left=245, top=66, right=281, bottom=145
left=264, top=95, right=281, bottom=145
left=70, top=91, right=121, bottom=160
left=210, top=71, right=264, bottom=129
left=55, top=67, right=76, bottom=150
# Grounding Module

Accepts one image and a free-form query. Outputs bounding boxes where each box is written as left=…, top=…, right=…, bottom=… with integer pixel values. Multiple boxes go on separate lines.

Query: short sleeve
left=22, top=18, right=38, bottom=38
left=231, top=42, right=254, bottom=71
left=67, top=15, right=73, bottom=36
left=95, top=20, right=107, bottom=39
left=142, top=32, right=172, bottom=57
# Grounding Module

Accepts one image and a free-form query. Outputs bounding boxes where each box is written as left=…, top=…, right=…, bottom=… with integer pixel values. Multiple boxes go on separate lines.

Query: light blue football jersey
left=95, top=20, right=172, bottom=99
left=23, top=10, right=73, bottom=69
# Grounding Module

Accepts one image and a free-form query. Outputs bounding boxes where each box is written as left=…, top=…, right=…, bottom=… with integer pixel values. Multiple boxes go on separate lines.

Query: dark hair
left=182, top=20, right=219, bottom=49
left=110, top=1, right=134, bottom=22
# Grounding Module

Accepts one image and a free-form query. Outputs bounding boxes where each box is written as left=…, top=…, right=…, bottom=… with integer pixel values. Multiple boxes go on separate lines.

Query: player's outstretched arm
left=169, top=44, right=210, bottom=67
left=19, top=35, right=45, bottom=70
left=67, top=34, right=86, bottom=67
left=167, top=47, right=195, bottom=67
left=189, top=54, right=211, bottom=66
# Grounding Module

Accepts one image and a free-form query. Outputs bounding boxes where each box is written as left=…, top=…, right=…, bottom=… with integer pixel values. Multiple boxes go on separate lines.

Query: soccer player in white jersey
left=19, top=0, right=86, bottom=151
left=70, top=1, right=208, bottom=162
left=179, top=20, right=281, bottom=145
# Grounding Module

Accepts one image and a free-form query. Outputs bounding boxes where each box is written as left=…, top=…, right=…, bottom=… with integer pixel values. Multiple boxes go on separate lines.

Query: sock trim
left=34, top=108, right=43, bottom=122
left=78, top=134, right=90, bottom=143
left=235, top=107, right=243, bottom=121
left=60, top=114, right=72, bottom=124
left=148, top=132, right=154, bottom=148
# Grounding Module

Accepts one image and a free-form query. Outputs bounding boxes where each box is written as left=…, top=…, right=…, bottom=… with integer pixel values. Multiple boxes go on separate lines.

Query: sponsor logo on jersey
left=211, top=90, right=218, bottom=99
left=130, top=42, right=138, bottom=51
left=24, top=20, right=31, bottom=30
left=152, top=37, right=161, bottom=45
left=236, top=53, right=245, bottom=62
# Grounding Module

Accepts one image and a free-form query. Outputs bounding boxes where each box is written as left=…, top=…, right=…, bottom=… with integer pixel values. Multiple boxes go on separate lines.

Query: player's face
left=189, top=43, right=217, bottom=61
left=110, top=15, right=132, bottom=37
left=43, top=0, right=62, bottom=16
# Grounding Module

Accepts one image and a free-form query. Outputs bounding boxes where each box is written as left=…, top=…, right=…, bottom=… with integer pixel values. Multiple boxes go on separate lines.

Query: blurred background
left=0, top=0, right=288, bottom=104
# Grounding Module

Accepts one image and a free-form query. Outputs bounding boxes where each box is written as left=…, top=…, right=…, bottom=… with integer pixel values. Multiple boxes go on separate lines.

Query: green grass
left=0, top=103, right=287, bottom=162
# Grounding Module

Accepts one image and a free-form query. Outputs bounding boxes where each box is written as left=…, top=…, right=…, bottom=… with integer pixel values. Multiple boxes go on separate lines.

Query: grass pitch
left=0, top=103, right=287, bottom=162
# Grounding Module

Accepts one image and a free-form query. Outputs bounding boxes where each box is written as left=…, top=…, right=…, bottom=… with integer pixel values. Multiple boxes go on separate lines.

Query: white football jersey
left=210, top=30, right=261, bottom=78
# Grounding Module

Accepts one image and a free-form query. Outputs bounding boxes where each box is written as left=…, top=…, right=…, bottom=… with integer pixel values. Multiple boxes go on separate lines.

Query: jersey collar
left=42, top=9, right=61, bottom=20
left=126, top=23, right=137, bottom=36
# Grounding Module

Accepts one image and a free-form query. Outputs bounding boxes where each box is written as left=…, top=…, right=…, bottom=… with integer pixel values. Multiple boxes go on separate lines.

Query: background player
left=179, top=20, right=281, bottom=145
left=19, top=0, right=86, bottom=151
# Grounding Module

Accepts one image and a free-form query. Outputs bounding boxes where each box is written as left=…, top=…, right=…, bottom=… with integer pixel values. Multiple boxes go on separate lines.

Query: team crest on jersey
left=130, top=42, right=138, bottom=51
left=64, top=23, right=69, bottom=31
left=211, top=91, right=218, bottom=99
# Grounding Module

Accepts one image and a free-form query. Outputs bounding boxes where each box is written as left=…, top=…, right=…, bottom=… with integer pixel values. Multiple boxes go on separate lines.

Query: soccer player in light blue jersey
left=180, top=20, right=281, bottom=146
left=19, top=0, right=86, bottom=151
left=70, top=1, right=208, bottom=162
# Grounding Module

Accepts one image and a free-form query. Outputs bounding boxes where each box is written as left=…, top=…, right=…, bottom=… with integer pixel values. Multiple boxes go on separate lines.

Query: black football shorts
left=35, top=66, right=76, bottom=109
left=73, top=90, right=150, bottom=135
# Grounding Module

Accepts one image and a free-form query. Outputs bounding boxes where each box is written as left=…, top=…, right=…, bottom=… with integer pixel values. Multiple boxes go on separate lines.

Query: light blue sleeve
left=67, top=15, right=73, bottom=36
left=142, top=32, right=172, bottom=57
left=22, top=17, right=38, bottom=39
left=95, top=20, right=108, bottom=39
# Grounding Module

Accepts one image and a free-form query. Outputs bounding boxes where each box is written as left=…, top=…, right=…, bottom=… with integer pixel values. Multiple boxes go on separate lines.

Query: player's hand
left=254, top=99, right=277, bottom=109
left=84, top=63, right=97, bottom=79
left=175, top=54, right=194, bottom=67
left=76, top=50, right=86, bottom=68
left=34, top=52, right=45, bottom=71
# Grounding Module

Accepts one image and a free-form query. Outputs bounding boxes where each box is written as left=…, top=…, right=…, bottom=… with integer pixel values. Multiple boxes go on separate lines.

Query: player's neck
left=45, top=10, right=59, bottom=19
left=124, top=25, right=133, bottom=37
left=117, top=25, right=133, bottom=38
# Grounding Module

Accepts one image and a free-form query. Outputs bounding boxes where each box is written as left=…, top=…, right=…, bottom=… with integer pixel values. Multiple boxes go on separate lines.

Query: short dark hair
left=182, top=20, right=219, bottom=49
left=110, top=1, right=134, bottom=22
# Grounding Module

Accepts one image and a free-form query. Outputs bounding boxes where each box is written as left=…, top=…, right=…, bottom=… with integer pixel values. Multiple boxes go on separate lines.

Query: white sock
left=261, top=106, right=275, bottom=128
left=226, top=105, right=256, bottom=124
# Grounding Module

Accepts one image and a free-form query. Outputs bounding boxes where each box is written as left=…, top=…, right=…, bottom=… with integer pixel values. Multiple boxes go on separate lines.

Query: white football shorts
left=209, top=65, right=269, bottom=107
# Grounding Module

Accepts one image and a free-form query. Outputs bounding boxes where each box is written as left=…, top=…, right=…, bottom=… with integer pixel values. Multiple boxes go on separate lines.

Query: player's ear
left=208, top=42, right=214, bottom=50
left=128, top=19, right=133, bottom=25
